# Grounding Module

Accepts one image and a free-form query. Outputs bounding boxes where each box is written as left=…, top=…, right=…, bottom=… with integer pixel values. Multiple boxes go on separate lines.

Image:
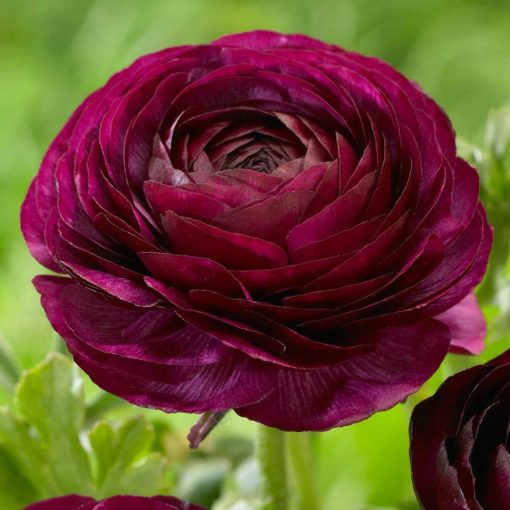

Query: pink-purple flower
left=410, top=350, right=510, bottom=509
left=22, top=30, right=491, bottom=431
left=24, top=495, right=203, bottom=510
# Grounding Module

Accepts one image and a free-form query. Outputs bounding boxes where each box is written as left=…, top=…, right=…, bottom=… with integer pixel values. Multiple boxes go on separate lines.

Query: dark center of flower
left=220, top=135, right=291, bottom=173
left=164, top=110, right=312, bottom=176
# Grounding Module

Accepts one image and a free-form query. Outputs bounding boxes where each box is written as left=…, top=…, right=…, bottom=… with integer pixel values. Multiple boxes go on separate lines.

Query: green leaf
left=0, top=447, right=37, bottom=510
left=0, top=352, right=173, bottom=508
left=89, top=415, right=169, bottom=497
left=14, top=353, right=93, bottom=496
left=0, top=406, right=56, bottom=494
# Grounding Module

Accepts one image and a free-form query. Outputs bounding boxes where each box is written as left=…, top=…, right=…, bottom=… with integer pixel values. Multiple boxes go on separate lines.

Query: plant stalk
left=258, top=425, right=289, bottom=510
left=288, top=432, right=320, bottom=510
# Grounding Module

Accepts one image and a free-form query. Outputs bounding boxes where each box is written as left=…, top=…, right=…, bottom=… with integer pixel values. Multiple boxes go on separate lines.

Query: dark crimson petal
left=44, top=277, right=226, bottom=365
left=299, top=212, right=409, bottom=293
left=296, top=233, right=444, bottom=333
left=20, top=94, right=98, bottom=273
left=339, top=48, right=456, bottom=163
left=178, top=307, right=366, bottom=369
left=24, top=495, right=96, bottom=510
left=231, top=252, right=351, bottom=297
left=219, top=167, right=282, bottom=192
left=237, top=318, right=450, bottom=431
left=286, top=172, right=376, bottom=252
left=46, top=212, right=159, bottom=307
left=56, top=153, right=116, bottom=250
left=436, top=293, right=486, bottom=355
left=213, top=190, right=313, bottom=246
left=24, top=495, right=205, bottom=510
left=35, top=276, right=274, bottom=413
left=94, top=495, right=204, bottom=510
left=478, top=445, right=510, bottom=509
left=276, top=163, right=327, bottom=194
left=290, top=215, right=384, bottom=264
left=144, top=181, right=229, bottom=222
left=93, top=212, right=159, bottom=253
left=453, top=417, right=479, bottom=506
left=213, top=30, right=337, bottom=52
left=187, top=289, right=331, bottom=325
left=282, top=274, right=390, bottom=308
left=450, top=159, right=480, bottom=227
left=162, top=211, right=288, bottom=270
left=300, top=161, right=340, bottom=217
left=332, top=207, right=490, bottom=332
left=124, top=73, right=190, bottom=192
left=139, top=252, right=249, bottom=297
left=335, top=133, right=358, bottom=186
left=411, top=368, right=488, bottom=509
left=363, top=137, right=393, bottom=218
left=180, top=177, right=266, bottom=207
left=345, top=142, right=375, bottom=190
left=391, top=207, right=491, bottom=318
left=21, top=181, right=63, bottom=273
left=145, top=278, right=363, bottom=369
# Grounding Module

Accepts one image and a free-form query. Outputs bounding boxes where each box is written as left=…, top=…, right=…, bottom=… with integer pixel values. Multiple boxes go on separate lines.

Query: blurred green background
left=0, top=1, right=509, bottom=509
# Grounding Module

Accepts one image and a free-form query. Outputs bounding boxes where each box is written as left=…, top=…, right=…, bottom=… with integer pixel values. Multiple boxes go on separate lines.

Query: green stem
left=257, top=425, right=288, bottom=510
left=288, top=432, right=320, bottom=510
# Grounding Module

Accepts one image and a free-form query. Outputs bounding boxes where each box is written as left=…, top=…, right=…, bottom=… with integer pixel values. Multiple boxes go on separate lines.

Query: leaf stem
left=257, top=425, right=288, bottom=510
left=287, top=432, right=320, bottom=510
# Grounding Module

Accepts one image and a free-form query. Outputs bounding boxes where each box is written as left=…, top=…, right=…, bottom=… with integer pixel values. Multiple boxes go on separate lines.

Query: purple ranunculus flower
left=410, top=350, right=510, bottom=509
left=22, top=30, right=491, bottom=431
left=24, top=495, right=204, bottom=510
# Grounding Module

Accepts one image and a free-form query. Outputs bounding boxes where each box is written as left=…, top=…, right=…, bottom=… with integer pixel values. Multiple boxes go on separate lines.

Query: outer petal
left=24, top=495, right=205, bottom=510
left=213, top=30, right=338, bottom=52
left=478, top=445, right=510, bottom=509
left=24, top=495, right=96, bottom=510
left=95, top=495, right=204, bottom=510
left=437, top=293, right=486, bottom=355
left=34, top=276, right=275, bottom=413
left=236, top=318, right=450, bottom=431
left=20, top=181, right=61, bottom=273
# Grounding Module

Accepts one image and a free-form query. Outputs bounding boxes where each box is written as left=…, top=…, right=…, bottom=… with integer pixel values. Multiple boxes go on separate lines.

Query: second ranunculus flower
left=410, top=350, right=510, bottom=509
left=22, top=30, right=491, bottom=431
left=24, top=495, right=204, bottom=510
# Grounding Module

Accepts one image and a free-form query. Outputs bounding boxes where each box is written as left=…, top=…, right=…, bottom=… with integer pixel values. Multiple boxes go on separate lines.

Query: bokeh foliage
left=0, top=1, right=509, bottom=509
